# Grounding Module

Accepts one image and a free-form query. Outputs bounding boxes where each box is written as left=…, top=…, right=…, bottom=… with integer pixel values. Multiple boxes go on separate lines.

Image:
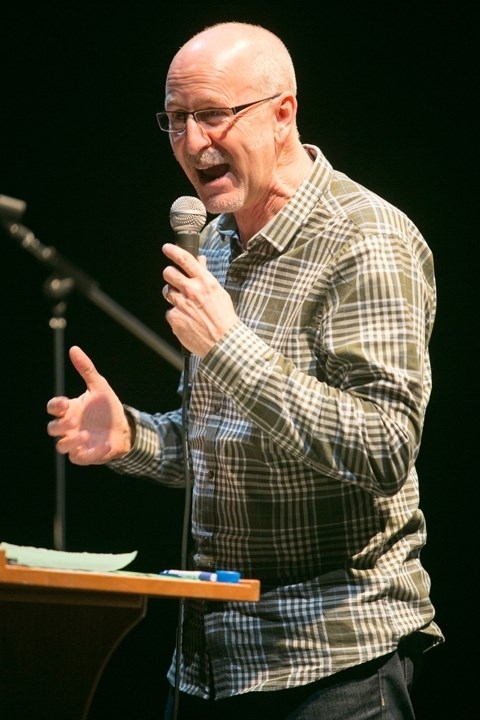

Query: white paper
left=0, top=541, right=137, bottom=572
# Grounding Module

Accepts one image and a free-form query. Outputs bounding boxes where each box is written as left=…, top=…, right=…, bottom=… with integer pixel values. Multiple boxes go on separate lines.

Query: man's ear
left=274, top=93, right=297, bottom=142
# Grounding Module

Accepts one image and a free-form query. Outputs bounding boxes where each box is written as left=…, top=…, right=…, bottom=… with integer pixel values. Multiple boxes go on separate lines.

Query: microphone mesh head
left=169, top=196, right=207, bottom=233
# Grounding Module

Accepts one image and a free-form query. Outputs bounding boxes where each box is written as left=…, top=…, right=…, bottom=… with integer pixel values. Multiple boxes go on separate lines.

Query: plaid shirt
left=110, top=145, right=444, bottom=699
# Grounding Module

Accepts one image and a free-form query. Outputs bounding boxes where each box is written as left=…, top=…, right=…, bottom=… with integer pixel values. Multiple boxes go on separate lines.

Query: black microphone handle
left=174, top=230, right=199, bottom=257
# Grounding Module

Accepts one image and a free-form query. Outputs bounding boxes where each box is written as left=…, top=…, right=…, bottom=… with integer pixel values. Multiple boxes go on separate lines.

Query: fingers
left=162, top=248, right=210, bottom=309
left=55, top=438, right=113, bottom=466
left=68, top=346, right=107, bottom=391
left=45, top=345, right=129, bottom=466
left=47, top=407, right=114, bottom=465
left=67, top=346, right=115, bottom=405
left=162, top=242, right=196, bottom=270
left=46, top=346, right=109, bottom=421
left=162, top=244, right=207, bottom=278
left=46, top=396, right=70, bottom=418
left=46, top=397, right=77, bottom=438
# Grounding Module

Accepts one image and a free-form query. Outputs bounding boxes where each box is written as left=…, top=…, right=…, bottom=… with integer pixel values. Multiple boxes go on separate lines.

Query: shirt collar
left=216, top=145, right=333, bottom=252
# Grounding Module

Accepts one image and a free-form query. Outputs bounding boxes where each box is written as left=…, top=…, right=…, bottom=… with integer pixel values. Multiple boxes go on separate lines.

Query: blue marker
left=160, top=569, right=241, bottom=583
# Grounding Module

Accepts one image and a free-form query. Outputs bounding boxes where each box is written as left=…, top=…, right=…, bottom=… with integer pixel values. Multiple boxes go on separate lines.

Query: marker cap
left=216, top=570, right=241, bottom=583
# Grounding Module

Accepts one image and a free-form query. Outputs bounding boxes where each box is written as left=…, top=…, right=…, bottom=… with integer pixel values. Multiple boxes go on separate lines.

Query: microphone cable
left=172, top=351, right=194, bottom=720
left=168, top=196, right=207, bottom=720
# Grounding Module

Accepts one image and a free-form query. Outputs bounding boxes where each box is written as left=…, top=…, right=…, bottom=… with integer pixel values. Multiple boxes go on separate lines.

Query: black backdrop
left=1, top=2, right=475, bottom=718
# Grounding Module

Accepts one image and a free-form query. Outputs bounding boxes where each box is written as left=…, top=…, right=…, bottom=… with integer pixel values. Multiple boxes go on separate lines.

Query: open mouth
left=198, top=163, right=230, bottom=183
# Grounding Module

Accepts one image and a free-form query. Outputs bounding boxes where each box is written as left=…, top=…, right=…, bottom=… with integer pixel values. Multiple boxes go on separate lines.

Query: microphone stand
left=44, top=277, right=74, bottom=551
left=2, top=217, right=184, bottom=550
left=4, top=220, right=184, bottom=369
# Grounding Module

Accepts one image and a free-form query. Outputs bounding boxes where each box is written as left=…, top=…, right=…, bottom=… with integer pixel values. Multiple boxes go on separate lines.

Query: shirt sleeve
left=107, top=404, right=187, bottom=487
left=198, top=231, right=435, bottom=498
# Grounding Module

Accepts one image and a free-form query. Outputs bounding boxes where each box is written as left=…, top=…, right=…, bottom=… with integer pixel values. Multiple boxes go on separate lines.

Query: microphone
left=169, top=196, right=207, bottom=257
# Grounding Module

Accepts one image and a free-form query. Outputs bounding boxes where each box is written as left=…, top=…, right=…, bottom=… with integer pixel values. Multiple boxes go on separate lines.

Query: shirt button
left=207, top=469, right=215, bottom=479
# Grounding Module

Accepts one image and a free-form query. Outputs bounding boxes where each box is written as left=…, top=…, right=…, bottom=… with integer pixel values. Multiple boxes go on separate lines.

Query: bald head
left=167, top=22, right=297, bottom=98
left=163, top=22, right=311, bottom=233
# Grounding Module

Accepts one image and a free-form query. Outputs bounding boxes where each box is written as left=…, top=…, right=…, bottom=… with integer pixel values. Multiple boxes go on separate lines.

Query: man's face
left=164, top=51, right=278, bottom=217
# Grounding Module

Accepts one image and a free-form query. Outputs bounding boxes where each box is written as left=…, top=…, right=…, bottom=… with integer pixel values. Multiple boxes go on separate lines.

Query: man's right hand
left=46, top=345, right=132, bottom=465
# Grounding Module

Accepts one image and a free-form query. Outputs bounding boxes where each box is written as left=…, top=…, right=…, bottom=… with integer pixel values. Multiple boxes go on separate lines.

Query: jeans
left=164, top=644, right=421, bottom=719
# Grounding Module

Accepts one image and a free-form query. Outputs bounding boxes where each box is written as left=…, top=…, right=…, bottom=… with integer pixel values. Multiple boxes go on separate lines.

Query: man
left=47, top=22, right=444, bottom=719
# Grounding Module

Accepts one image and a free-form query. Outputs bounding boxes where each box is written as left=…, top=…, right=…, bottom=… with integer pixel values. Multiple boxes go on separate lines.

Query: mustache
left=189, top=149, right=230, bottom=169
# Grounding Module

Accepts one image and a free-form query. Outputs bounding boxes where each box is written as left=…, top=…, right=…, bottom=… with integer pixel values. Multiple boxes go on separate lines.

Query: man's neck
left=235, top=146, right=314, bottom=245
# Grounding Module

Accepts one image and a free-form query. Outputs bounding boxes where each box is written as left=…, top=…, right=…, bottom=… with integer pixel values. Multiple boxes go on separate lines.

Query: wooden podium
left=0, top=549, right=260, bottom=719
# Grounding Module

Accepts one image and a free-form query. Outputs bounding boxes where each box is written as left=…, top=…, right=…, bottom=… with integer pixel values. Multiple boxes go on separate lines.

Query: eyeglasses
left=156, top=94, right=281, bottom=134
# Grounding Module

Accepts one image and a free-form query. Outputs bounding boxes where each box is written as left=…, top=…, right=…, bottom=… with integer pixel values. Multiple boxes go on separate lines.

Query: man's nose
left=182, top=116, right=212, bottom=153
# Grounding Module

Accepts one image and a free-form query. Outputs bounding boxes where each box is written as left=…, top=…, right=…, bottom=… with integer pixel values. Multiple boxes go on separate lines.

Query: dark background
left=1, top=2, right=475, bottom=718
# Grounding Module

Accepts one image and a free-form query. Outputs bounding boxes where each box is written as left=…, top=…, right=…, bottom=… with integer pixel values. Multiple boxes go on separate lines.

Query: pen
left=159, top=569, right=241, bottom=583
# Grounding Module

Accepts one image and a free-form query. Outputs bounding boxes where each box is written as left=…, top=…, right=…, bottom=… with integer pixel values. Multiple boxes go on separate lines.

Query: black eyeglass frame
left=156, top=94, right=282, bottom=134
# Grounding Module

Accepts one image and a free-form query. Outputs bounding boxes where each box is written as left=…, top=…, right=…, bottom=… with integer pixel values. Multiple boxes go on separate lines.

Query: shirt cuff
left=107, top=405, right=161, bottom=473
